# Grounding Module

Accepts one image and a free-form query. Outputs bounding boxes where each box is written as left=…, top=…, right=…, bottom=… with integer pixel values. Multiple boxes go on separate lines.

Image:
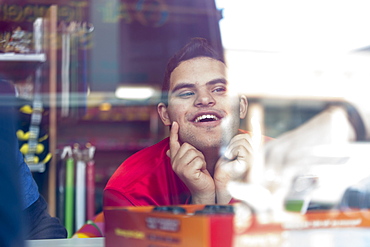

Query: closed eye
left=178, top=91, right=194, bottom=98
left=212, top=86, right=226, bottom=93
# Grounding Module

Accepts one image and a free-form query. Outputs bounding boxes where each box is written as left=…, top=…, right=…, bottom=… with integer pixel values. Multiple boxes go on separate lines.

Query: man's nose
left=194, top=91, right=215, bottom=107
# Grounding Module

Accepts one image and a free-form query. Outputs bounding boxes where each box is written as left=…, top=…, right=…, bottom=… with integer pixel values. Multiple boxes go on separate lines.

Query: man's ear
left=239, top=95, right=248, bottom=119
left=157, top=103, right=171, bottom=126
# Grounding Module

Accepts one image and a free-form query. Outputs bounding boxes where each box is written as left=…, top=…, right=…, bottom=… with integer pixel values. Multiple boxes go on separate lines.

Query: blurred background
left=1, top=0, right=370, bottom=235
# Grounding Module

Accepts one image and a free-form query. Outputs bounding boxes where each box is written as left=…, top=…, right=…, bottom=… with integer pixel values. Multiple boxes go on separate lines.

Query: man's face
left=158, top=57, right=247, bottom=151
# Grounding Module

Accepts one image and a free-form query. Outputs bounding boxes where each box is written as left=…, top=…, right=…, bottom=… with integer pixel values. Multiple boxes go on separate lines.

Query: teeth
left=194, top=114, right=219, bottom=122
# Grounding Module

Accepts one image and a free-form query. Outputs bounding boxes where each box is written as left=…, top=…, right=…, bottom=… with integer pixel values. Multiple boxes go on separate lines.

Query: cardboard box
left=105, top=204, right=370, bottom=247
left=105, top=204, right=235, bottom=247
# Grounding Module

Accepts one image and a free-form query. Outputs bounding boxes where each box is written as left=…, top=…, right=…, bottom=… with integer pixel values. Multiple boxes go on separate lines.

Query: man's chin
left=179, top=128, right=225, bottom=148
left=192, top=137, right=223, bottom=151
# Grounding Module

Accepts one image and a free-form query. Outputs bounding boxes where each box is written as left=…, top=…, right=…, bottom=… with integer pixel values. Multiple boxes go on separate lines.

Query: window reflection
left=1, top=0, right=370, bottom=243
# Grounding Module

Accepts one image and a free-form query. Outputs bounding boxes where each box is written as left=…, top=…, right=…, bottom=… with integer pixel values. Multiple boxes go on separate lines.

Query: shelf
left=0, top=53, right=46, bottom=62
left=0, top=53, right=46, bottom=81
left=0, top=5, right=58, bottom=216
left=56, top=136, right=156, bottom=152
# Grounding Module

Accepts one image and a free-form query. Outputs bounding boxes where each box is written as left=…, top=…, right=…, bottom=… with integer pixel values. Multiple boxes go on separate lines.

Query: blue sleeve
left=0, top=79, right=25, bottom=246
left=17, top=150, right=39, bottom=210
left=24, top=195, right=67, bottom=239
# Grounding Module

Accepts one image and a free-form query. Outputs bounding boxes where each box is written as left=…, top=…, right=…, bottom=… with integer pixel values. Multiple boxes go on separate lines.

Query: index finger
left=169, top=121, right=181, bottom=159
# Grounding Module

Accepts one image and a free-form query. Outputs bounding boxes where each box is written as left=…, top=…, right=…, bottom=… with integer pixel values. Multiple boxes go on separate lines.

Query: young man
left=104, top=38, right=252, bottom=206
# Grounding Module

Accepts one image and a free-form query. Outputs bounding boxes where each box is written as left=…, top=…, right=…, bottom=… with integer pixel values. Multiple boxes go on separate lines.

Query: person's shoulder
left=17, top=150, right=39, bottom=209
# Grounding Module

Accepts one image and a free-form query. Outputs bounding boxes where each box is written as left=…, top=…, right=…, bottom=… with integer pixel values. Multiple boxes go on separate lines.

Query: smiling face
left=158, top=57, right=248, bottom=152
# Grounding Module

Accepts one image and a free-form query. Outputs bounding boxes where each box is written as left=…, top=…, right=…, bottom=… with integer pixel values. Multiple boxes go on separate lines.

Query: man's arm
left=103, top=189, right=134, bottom=207
left=167, top=122, right=216, bottom=204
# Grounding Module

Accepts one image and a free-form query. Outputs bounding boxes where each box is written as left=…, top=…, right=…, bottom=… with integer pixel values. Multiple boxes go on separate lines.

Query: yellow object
left=19, top=105, right=33, bottom=114
left=41, top=153, right=52, bottom=164
left=38, top=134, right=49, bottom=142
left=20, top=143, right=44, bottom=154
left=20, top=144, right=27, bottom=154
left=16, top=130, right=30, bottom=141
left=33, top=156, right=39, bottom=164
left=73, top=233, right=89, bottom=238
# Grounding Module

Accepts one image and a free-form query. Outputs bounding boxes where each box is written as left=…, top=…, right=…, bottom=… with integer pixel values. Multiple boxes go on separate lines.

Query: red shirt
left=104, top=138, right=191, bottom=207
left=103, top=130, right=269, bottom=207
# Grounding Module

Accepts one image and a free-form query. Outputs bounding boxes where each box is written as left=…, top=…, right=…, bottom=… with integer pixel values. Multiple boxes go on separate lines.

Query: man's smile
left=189, top=110, right=224, bottom=123
left=194, top=114, right=219, bottom=122
left=186, top=110, right=226, bottom=129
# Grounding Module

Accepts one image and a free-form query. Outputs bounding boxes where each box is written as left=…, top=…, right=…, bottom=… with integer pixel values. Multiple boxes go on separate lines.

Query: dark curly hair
left=160, top=37, right=224, bottom=105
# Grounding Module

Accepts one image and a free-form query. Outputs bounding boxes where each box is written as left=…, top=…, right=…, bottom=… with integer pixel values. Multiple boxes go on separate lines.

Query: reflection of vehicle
left=245, top=97, right=366, bottom=140
left=253, top=98, right=370, bottom=214
left=285, top=143, right=370, bottom=213
left=242, top=96, right=367, bottom=144
left=225, top=49, right=370, bottom=139
left=227, top=48, right=370, bottom=213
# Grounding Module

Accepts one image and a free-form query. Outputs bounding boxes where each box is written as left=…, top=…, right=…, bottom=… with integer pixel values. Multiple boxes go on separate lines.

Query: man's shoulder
left=105, top=138, right=172, bottom=192
left=127, top=137, right=170, bottom=163
left=109, top=138, right=170, bottom=179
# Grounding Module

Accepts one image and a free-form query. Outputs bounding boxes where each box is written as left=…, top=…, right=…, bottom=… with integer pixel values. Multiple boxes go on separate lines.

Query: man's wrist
left=216, top=189, right=232, bottom=204
left=191, top=193, right=216, bottom=204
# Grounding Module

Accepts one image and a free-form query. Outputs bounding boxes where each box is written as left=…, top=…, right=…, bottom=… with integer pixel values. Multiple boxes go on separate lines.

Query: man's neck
left=202, top=147, right=221, bottom=177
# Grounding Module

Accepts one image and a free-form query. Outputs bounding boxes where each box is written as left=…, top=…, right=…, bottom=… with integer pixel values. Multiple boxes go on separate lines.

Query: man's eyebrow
left=170, top=83, right=195, bottom=93
left=171, top=78, right=227, bottom=93
left=207, top=78, right=227, bottom=86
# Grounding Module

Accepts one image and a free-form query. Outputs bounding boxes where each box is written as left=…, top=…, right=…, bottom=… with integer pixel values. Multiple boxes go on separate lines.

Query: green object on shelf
left=285, top=200, right=305, bottom=212
left=65, top=156, right=75, bottom=238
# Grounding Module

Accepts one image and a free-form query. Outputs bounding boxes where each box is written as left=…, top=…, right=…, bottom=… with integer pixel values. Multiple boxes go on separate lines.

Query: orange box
left=105, top=204, right=370, bottom=247
left=104, top=205, right=234, bottom=247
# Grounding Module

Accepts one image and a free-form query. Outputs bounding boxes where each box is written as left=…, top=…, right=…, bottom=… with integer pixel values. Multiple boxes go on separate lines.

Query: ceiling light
left=115, top=86, right=156, bottom=100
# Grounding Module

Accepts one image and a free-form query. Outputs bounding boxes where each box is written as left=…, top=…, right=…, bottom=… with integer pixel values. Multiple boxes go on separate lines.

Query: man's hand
left=167, top=122, right=216, bottom=204
left=214, top=133, right=254, bottom=204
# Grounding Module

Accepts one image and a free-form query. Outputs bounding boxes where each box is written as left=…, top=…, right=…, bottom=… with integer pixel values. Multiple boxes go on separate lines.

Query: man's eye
left=178, top=91, right=194, bottom=97
left=213, top=87, right=226, bottom=93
